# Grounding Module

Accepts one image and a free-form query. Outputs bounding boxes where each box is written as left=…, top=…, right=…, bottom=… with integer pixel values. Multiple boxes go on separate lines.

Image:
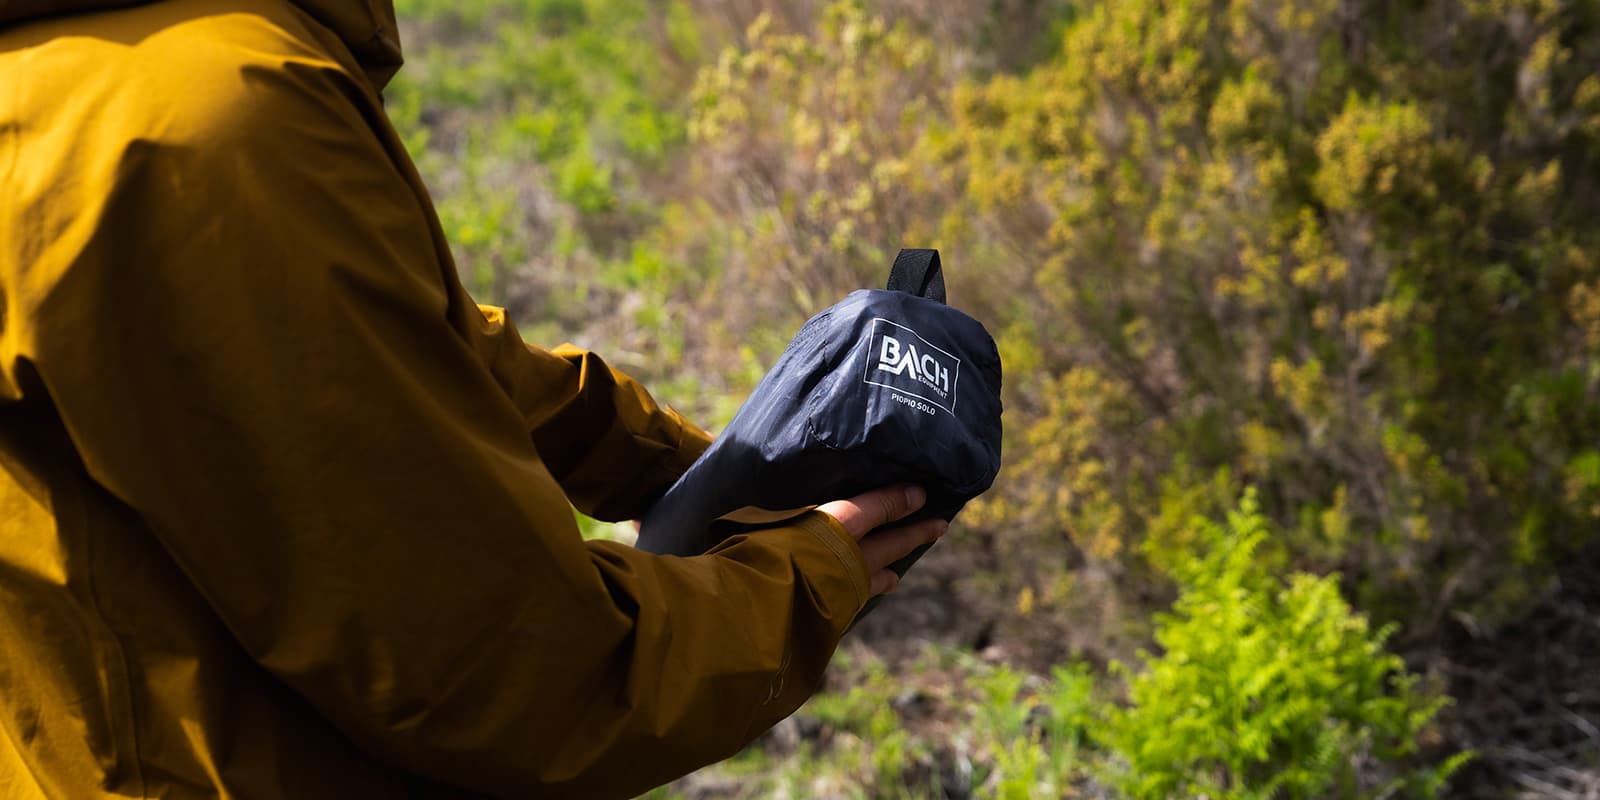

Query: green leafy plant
left=1100, top=491, right=1469, bottom=799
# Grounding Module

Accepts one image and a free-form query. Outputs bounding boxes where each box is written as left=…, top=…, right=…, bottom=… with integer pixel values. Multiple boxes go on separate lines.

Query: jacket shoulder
left=10, top=0, right=374, bottom=153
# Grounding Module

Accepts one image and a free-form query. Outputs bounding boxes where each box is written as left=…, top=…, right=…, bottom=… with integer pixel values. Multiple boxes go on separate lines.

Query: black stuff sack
left=636, top=249, right=1003, bottom=605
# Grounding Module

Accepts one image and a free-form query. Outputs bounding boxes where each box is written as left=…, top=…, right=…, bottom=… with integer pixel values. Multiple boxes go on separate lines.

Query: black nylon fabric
left=637, top=250, right=1003, bottom=590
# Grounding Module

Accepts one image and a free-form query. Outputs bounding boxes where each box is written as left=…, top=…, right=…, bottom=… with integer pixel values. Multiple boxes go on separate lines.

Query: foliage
left=944, top=0, right=1600, bottom=638
left=1101, top=491, right=1467, bottom=799
left=389, top=0, right=699, bottom=342
left=667, top=494, right=1463, bottom=799
left=667, top=644, right=1103, bottom=798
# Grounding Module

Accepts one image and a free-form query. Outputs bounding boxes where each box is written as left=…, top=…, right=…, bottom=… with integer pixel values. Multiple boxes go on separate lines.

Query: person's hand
left=817, top=485, right=945, bottom=596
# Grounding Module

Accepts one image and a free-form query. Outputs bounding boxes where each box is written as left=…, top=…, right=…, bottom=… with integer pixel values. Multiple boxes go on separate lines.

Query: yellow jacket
left=0, top=1, right=871, bottom=797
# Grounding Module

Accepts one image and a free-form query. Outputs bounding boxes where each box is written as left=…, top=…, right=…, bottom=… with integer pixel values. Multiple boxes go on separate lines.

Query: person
left=0, top=1, right=946, bottom=797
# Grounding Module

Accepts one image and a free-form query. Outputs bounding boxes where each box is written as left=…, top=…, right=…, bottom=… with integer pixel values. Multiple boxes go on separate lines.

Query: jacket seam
left=794, top=513, right=870, bottom=610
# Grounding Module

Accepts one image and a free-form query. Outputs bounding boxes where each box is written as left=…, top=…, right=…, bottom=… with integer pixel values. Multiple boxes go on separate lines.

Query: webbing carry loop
left=886, top=248, right=946, bottom=304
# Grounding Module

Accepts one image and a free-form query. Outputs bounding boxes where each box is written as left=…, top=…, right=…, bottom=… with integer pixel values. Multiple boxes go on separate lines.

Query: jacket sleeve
left=471, top=305, right=714, bottom=521
left=29, top=37, right=869, bottom=799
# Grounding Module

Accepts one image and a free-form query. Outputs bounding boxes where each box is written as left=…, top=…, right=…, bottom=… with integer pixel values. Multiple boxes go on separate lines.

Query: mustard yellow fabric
left=0, top=1, right=871, bottom=797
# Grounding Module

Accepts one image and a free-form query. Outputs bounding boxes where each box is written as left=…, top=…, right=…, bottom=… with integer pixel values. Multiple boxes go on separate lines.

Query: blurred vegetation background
left=387, top=0, right=1600, bottom=796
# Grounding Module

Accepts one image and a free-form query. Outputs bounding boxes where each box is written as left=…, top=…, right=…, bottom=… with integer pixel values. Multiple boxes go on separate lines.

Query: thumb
left=817, top=484, right=928, bottom=540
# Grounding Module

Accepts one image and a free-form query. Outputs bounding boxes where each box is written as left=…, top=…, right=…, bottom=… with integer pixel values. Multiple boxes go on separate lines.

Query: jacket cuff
left=791, top=511, right=872, bottom=617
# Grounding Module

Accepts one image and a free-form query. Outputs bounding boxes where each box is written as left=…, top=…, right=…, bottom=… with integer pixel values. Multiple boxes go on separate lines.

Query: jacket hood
left=0, top=0, right=404, bottom=87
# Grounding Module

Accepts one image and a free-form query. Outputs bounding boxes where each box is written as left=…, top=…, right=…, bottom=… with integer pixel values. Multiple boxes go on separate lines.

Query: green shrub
left=948, top=0, right=1600, bottom=641
left=1101, top=491, right=1468, bottom=799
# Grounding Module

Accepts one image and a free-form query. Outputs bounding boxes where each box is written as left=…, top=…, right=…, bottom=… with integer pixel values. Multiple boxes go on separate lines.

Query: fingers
left=861, top=517, right=946, bottom=596
left=817, top=484, right=942, bottom=598
left=816, top=484, right=928, bottom=540
left=870, top=570, right=901, bottom=597
left=859, top=517, right=946, bottom=574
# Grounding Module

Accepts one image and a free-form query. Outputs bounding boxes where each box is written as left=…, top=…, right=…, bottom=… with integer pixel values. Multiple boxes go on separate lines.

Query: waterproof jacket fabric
left=0, top=2, right=873, bottom=797
left=637, top=268, right=1003, bottom=564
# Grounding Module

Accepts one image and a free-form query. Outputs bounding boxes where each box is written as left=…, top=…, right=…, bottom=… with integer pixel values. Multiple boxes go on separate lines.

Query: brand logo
left=862, top=318, right=960, bottom=414
left=878, top=334, right=951, bottom=395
